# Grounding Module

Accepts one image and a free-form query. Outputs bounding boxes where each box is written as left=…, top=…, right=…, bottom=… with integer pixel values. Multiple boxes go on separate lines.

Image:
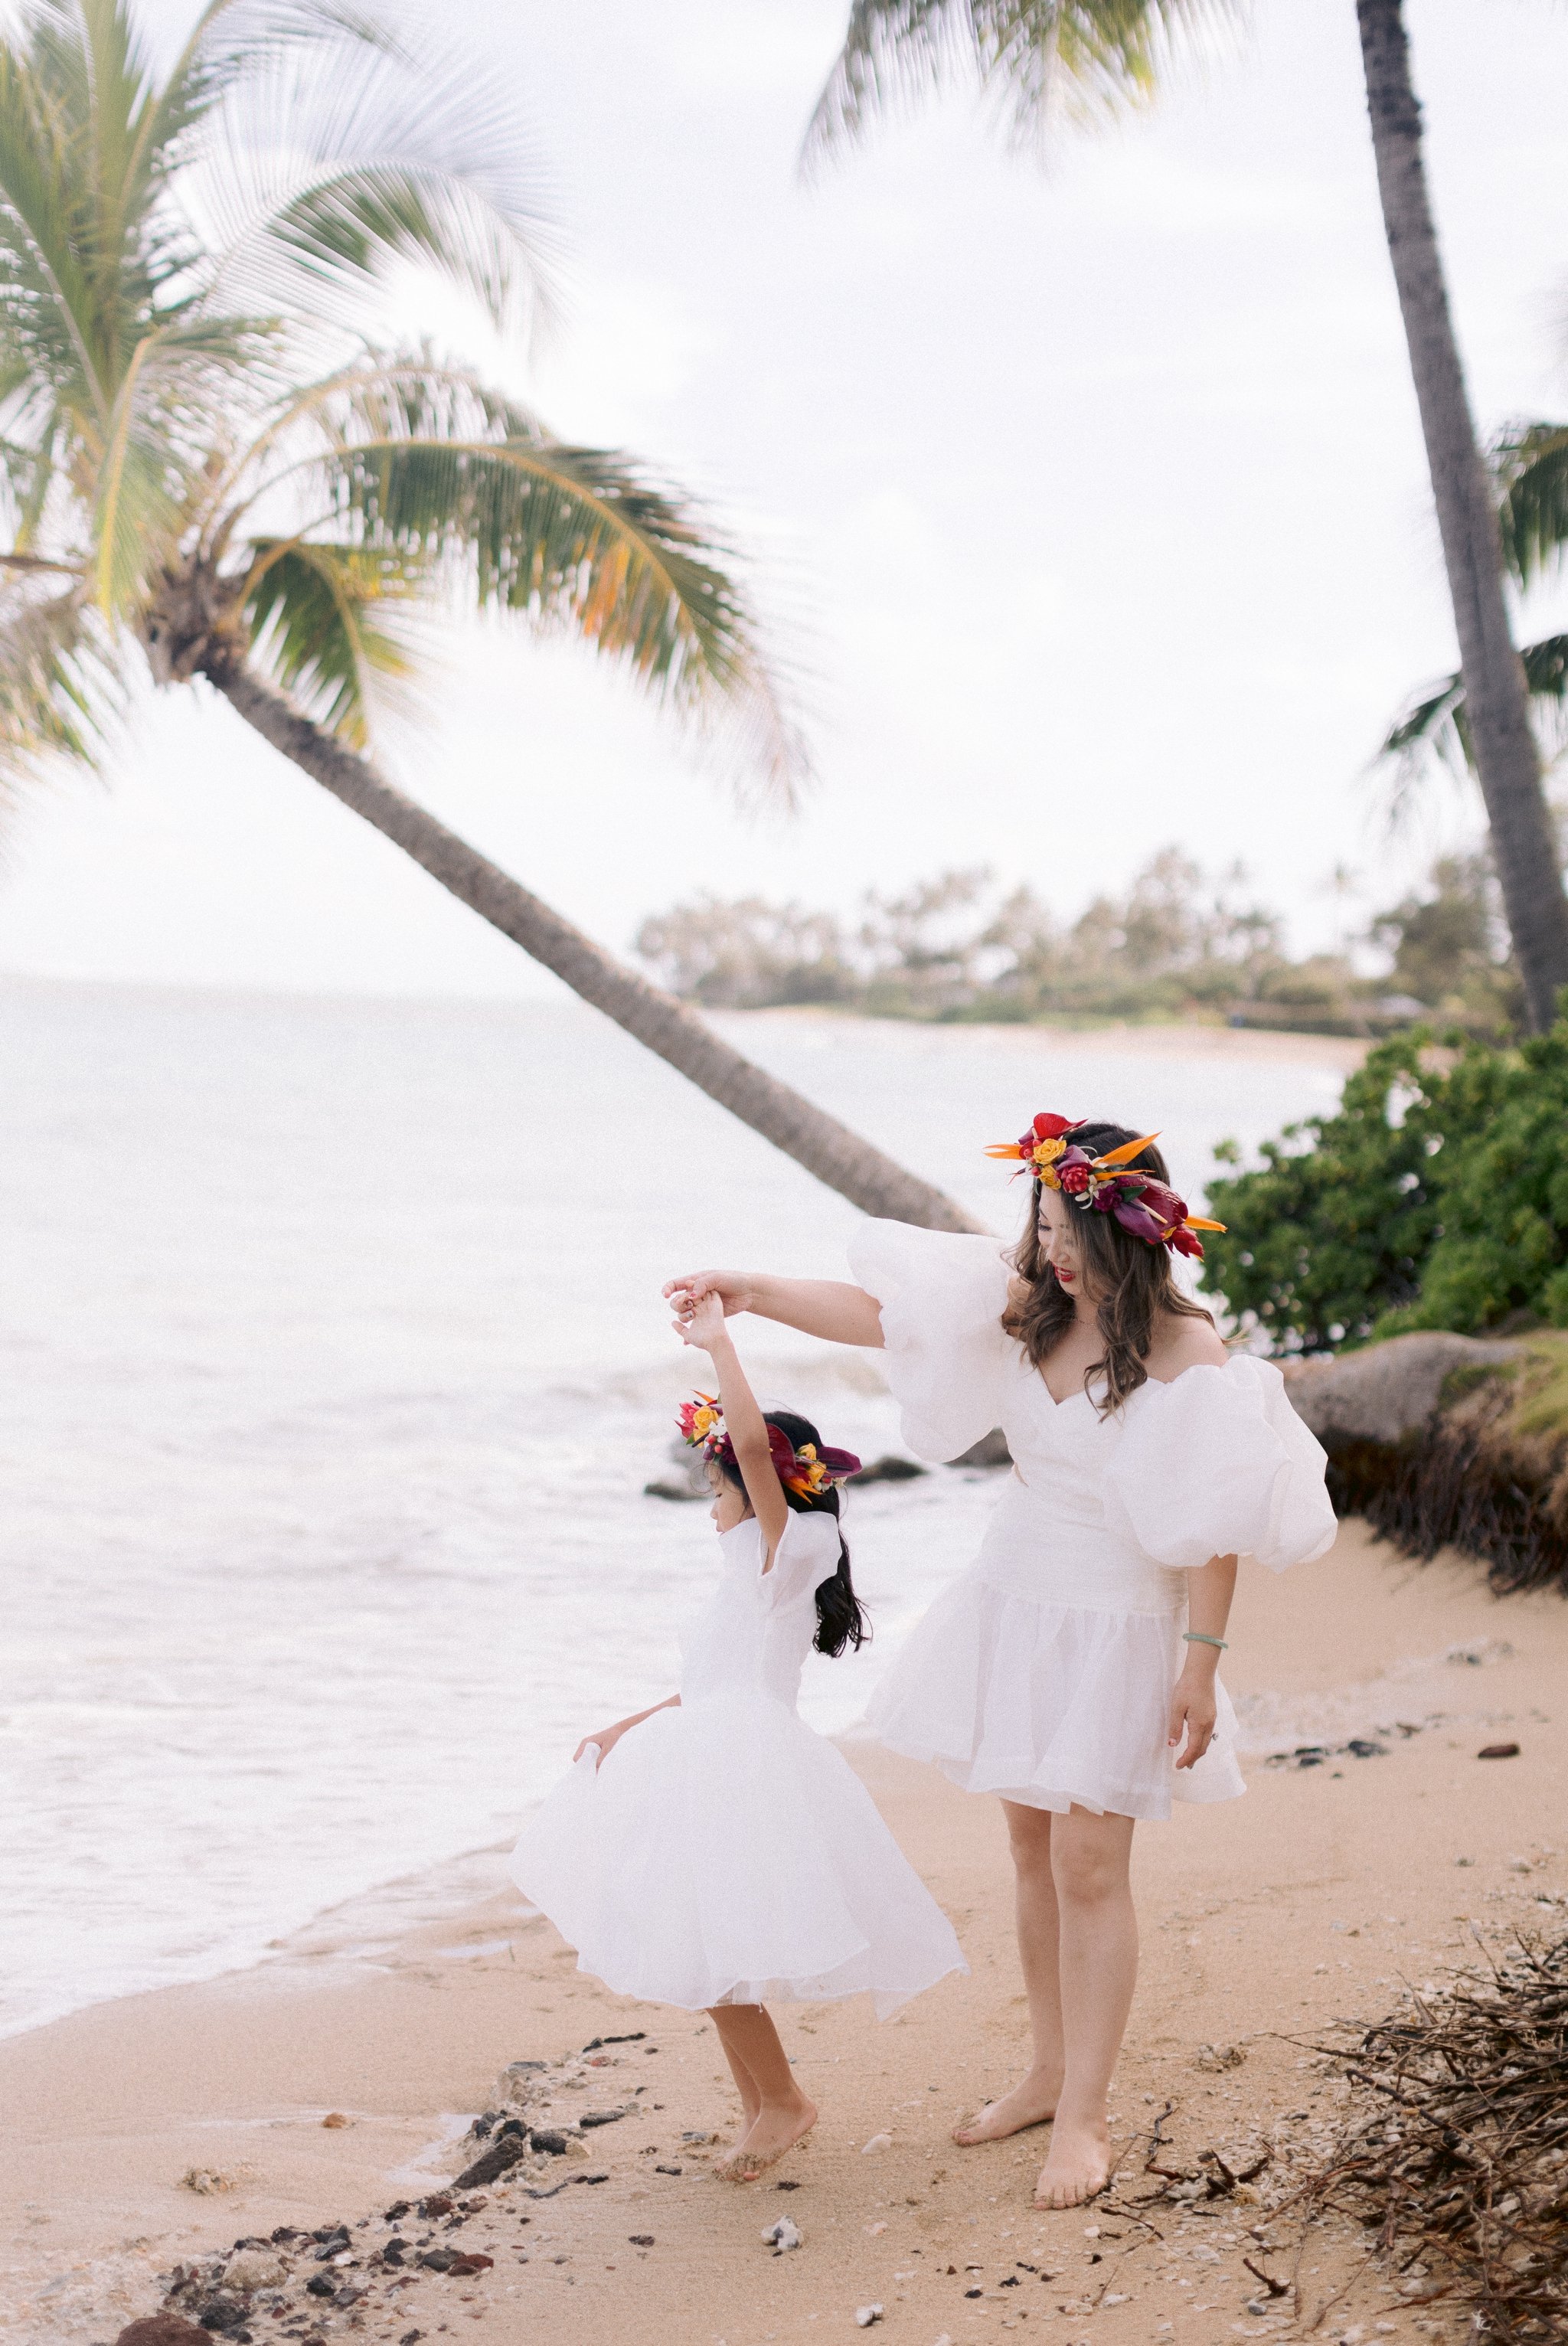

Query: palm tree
left=1380, top=421, right=1568, bottom=822
left=808, top=0, right=1568, bottom=1035
left=0, top=0, right=978, bottom=1235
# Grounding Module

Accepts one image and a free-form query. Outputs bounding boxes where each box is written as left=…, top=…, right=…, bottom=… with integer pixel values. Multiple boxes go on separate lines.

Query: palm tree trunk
left=1356, top=0, right=1568, bottom=1034
left=207, top=655, right=984, bottom=1233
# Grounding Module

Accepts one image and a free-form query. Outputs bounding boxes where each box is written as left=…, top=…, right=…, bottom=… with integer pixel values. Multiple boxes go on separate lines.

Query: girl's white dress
left=849, top=1220, right=1338, bottom=1822
left=510, top=1506, right=967, bottom=2018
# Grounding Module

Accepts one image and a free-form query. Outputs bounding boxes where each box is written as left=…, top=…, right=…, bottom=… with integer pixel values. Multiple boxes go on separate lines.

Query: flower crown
left=984, top=1112, right=1225, bottom=1261
left=676, top=1394, right=862, bottom=1497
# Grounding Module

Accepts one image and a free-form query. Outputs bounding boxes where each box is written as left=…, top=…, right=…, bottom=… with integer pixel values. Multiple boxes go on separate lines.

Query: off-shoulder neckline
left=1030, top=1352, right=1263, bottom=1411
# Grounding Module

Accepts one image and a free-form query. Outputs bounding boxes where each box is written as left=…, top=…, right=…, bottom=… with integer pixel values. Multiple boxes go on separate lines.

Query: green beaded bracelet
left=1183, top=1631, right=1228, bottom=1650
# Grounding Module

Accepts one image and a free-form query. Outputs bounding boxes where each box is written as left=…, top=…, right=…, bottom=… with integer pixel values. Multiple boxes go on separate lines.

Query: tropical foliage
left=638, top=847, right=1520, bottom=1035
left=808, top=0, right=1568, bottom=1033
left=0, top=0, right=798, bottom=802
left=1379, top=420, right=1568, bottom=798
left=1202, top=1018, right=1568, bottom=1352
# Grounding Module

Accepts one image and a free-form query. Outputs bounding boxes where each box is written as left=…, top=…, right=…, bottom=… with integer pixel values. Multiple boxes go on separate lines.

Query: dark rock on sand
left=853, top=1454, right=927, bottom=1484
left=116, top=2319, right=211, bottom=2346
left=452, top=2132, right=531, bottom=2191
left=195, top=2297, right=247, bottom=2335
left=528, top=2129, right=570, bottom=2156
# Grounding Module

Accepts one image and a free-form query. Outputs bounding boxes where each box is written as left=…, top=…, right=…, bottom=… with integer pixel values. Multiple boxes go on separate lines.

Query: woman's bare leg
left=1033, top=1805, right=1137, bottom=2208
left=707, top=2005, right=817, bottom=2181
left=953, top=1801, right=1065, bottom=2143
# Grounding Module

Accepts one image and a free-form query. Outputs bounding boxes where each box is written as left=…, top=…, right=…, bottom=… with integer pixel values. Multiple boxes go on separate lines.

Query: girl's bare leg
left=953, top=1801, right=1064, bottom=2143
left=711, top=2018, right=766, bottom=2138
left=1033, top=1805, right=1137, bottom=2208
left=706, top=2005, right=817, bottom=2181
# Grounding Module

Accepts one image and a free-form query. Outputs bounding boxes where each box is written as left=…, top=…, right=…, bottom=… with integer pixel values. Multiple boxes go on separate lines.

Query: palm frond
left=211, top=358, right=805, bottom=796
left=88, top=315, right=260, bottom=611
left=0, top=29, right=113, bottom=417
left=240, top=533, right=427, bottom=744
left=0, top=579, right=120, bottom=795
left=1492, top=420, right=1568, bottom=590
left=1374, top=636, right=1568, bottom=828
left=805, top=0, right=1239, bottom=160
left=191, top=18, right=558, bottom=335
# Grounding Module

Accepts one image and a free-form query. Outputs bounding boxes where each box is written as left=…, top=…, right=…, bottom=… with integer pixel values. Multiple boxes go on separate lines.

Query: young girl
left=509, top=1289, right=966, bottom=2183
left=665, top=1114, right=1335, bottom=2210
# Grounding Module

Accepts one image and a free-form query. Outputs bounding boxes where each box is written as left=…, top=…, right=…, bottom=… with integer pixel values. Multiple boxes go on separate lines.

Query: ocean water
left=0, top=982, right=1352, bottom=2039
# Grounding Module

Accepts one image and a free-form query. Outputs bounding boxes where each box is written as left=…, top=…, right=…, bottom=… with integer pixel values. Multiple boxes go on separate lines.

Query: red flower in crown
left=982, top=1113, right=1229, bottom=1258
left=678, top=1394, right=862, bottom=1492
left=984, top=1110, right=1083, bottom=1181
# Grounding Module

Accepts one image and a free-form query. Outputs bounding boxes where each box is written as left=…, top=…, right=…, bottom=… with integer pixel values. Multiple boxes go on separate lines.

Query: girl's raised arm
left=679, top=1293, right=790, bottom=1563
left=665, top=1269, right=884, bottom=1349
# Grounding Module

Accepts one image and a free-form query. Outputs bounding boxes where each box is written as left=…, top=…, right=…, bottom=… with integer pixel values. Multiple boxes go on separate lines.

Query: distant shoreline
left=0, top=967, right=1372, bottom=1073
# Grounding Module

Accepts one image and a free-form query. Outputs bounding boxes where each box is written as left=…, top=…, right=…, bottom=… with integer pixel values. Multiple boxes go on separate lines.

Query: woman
left=665, top=1112, right=1334, bottom=2211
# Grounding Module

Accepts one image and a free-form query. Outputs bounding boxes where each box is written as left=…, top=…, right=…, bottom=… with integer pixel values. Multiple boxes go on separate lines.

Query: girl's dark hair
left=716, top=1408, right=870, bottom=1658
left=1003, top=1122, right=1213, bottom=1414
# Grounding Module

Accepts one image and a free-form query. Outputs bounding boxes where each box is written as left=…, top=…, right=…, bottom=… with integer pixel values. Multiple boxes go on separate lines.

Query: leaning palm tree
left=0, top=0, right=977, bottom=1234
left=807, top=0, right=1568, bottom=1035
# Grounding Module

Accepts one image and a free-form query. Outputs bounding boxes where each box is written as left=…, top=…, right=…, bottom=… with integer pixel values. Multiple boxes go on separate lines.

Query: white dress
left=849, top=1220, right=1338, bottom=1822
left=510, top=1507, right=967, bottom=2018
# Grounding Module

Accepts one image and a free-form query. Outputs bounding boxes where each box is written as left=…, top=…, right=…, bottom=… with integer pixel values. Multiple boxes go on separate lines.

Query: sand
left=5, top=1518, right=1564, bottom=2346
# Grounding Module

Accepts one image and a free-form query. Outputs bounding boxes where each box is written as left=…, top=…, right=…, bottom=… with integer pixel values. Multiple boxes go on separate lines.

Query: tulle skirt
left=510, top=1692, right=967, bottom=2018
left=865, top=1569, right=1246, bottom=1822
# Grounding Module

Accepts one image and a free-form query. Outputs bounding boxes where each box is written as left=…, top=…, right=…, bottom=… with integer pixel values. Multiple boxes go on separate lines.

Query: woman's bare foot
left=713, top=2095, right=817, bottom=2182
left=1032, top=2115, right=1111, bottom=2209
left=952, top=2068, right=1062, bottom=2145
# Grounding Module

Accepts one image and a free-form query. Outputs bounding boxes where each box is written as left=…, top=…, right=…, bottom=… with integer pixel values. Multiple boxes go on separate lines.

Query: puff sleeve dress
left=848, top=1220, right=1337, bottom=1822
left=509, top=1506, right=967, bottom=2018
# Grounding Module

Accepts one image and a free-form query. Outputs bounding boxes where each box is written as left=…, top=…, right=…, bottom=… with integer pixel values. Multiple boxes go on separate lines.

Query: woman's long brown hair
left=1002, top=1122, right=1214, bottom=1413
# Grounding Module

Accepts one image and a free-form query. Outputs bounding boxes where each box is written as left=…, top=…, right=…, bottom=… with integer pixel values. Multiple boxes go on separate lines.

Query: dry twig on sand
left=1288, top=1933, right=1568, bottom=2341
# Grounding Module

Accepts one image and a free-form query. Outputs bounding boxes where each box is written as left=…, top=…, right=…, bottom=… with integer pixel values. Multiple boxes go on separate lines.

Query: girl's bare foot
left=952, top=2068, right=1062, bottom=2145
left=713, top=2095, right=817, bottom=2182
left=1032, top=2115, right=1110, bottom=2209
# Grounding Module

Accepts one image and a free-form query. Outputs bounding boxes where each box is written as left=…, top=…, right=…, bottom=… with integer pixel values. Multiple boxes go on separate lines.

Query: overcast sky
left=3, top=0, right=1568, bottom=999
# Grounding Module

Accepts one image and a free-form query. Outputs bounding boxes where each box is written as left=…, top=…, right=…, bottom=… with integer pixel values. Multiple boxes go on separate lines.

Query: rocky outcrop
left=1281, top=1331, right=1521, bottom=1446
left=1282, top=1333, right=1568, bottom=1594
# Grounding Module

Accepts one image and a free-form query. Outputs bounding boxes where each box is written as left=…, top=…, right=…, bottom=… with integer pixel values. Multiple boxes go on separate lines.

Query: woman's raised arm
left=664, top=1269, right=884, bottom=1349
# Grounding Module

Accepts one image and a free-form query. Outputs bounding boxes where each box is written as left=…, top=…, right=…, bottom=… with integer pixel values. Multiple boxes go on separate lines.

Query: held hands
left=675, top=1286, right=728, bottom=1352
left=664, top=1270, right=753, bottom=1336
left=1168, top=1655, right=1219, bottom=1771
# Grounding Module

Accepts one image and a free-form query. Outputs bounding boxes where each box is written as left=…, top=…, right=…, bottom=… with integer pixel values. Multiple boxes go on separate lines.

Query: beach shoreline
left=1, top=972, right=1374, bottom=1070
left=7, top=1520, right=1565, bottom=2346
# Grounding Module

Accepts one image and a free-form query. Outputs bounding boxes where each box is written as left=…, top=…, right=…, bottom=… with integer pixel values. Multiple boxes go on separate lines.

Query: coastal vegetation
left=1202, top=1017, right=1568, bottom=1351
left=1203, top=1021, right=1568, bottom=1589
left=636, top=848, right=1519, bottom=1036
left=0, top=0, right=974, bottom=1233
left=808, top=0, right=1568, bottom=1032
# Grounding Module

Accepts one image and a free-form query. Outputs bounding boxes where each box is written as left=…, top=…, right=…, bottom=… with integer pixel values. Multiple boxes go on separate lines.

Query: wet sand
left=5, top=1518, right=1564, bottom=2346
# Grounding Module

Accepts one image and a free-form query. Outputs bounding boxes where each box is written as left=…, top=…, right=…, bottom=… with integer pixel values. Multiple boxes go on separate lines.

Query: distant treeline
left=635, top=848, right=1521, bottom=1037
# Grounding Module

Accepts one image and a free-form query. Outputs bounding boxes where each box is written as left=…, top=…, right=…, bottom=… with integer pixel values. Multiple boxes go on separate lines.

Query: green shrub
left=1200, top=1019, right=1568, bottom=1349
